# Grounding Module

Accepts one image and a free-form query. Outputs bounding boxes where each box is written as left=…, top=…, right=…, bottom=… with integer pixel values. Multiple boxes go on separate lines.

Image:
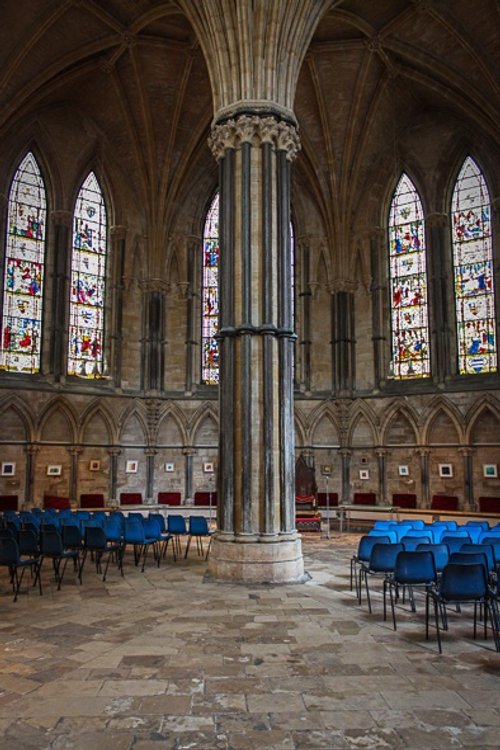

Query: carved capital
left=328, top=279, right=358, bottom=294
left=139, top=278, right=169, bottom=294
left=208, top=114, right=301, bottom=162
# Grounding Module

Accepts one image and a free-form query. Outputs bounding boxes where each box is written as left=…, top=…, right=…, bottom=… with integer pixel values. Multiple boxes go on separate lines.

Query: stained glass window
left=67, top=172, right=107, bottom=378
left=451, top=157, right=496, bottom=375
left=388, top=173, right=430, bottom=378
left=202, top=192, right=220, bottom=384
left=0, top=152, right=46, bottom=374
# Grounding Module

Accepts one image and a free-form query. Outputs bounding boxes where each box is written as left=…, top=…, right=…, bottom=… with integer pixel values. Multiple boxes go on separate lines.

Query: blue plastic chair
left=459, top=543, right=496, bottom=578
left=167, top=515, right=188, bottom=557
left=350, top=535, right=391, bottom=596
left=0, top=535, right=42, bottom=601
left=415, top=543, right=450, bottom=574
left=185, top=516, right=214, bottom=559
left=440, top=533, right=472, bottom=554
left=39, top=528, right=81, bottom=589
left=400, top=532, right=433, bottom=551
left=426, top=562, right=500, bottom=653
left=81, top=525, right=124, bottom=580
left=385, top=550, right=437, bottom=629
left=123, top=517, right=159, bottom=572
left=360, top=543, right=404, bottom=613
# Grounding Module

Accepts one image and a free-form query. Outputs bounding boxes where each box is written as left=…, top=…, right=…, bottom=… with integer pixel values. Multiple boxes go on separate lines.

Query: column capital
left=50, top=210, right=72, bottom=227
left=208, top=113, right=301, bottom=162
left=107, top=448, right=122, bottom=457
left=67, top=446, right=83, bottom=456
left=139, top=278, right=169, bottom=293
left=328, top=279, right=358, bottom=294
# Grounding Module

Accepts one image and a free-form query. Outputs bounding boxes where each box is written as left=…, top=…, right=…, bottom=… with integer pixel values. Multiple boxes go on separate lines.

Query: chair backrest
left=148, top=512, right=166, bottom=532
left=402, top=519, right=426, bottom=530
left=124, top=519, right=145, bottom=544
left=18, top=528, right=40, bottom=556
left=368, top=543, right=404, bottom=573
left=62, top=524, right=82, bottom=547
left=431, top=495, right=459, bottom=511
left=460, top=526, right=482, bottom=543
left=157, top=491, right=181, bottom=506
left=356, top=535, right=391, bottom=562
left=41, top=528, right=64, bottom=555
left=478, top=537, right=500, bottom=563
left=416, top=543, right=450, bottom=572
left=400, top=534, right=433, bottom=551
left=372, top=521, right=395, bottom=530
left=368, top=529, right=398, bottom=543
left=167, top=515, right=187, bottom=534
left=189, top=516, right=210, bottom=534
left=391, top=493, right=417, bottom=508
left=104, top=517, right=123, bottom=542
left=394, top=550, right=437, bottom=585
left=439, top=562, right=488, bottom=600
left=459, top=543, right=496, bottom=572
left=464, top=520, right=490, bottom=530
left=440, top=534, right=473, bottom=554
left=449, top=551, right=489, bottom=576
left=85, top=525, right=107, bottom=549
left=0, top=535, right=20, bottom=564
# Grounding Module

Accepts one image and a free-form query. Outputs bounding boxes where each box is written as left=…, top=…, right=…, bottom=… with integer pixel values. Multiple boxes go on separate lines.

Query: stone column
left=418, top=448, right=430, bottom=509
left=296, top=235, right=312, bottom=392
left=376, top=449, right=386, bottom=503
left=340, top=449, right=351, bottom=505
left=330, top=281, right=357, bottom=395
left=427, top=213, right=451, bottom=382
left=184, top=236, right=201, bottom=395
left=24, top=444, right=39, bottom=507
left=49, top=210, right=72, bottom=380
left=140, top=279, right=167, bottom=393
left=369, top=228, right=388, bottom=387
left=460, top=447, right=474, bottom=511
left=177, top=0, right=331, bottom=582
left=144, top=448, right=157, bottom=503
left=183, top=448, right=196, bottom=503
left=68, top=446, right=82, bottom=504
left=109, top=225, right=127, bottom=388
left=108, top=448, right=121, bottom=504
left=206, top=113, right=305, bottom=582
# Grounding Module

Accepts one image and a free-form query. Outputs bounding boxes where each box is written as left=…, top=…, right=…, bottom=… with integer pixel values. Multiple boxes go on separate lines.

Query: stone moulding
left=208, top=114, right=301, bottom=162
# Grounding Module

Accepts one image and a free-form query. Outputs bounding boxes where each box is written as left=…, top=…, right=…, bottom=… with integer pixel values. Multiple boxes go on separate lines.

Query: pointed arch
left=0, top=395, right=33, bottom=442
left=294, top=411, right=307, bottom=448
left=38, top=397, right=78, bottom=444
left=388, top=172, right=430, bottom=379
left=348, top=403, right=378, bottom=447
left=80, top=402, right=115, bottom=445
left=191, top=403, right=219, bottom=446
left=0, top=151, right=47, bottom=373
left=67, top=170, right=108, bottom=378
left=423, top=398, right=464, bottom=445
left=451, top=156, right=497, bottom=375
left=310, top=405, right=340, bottom=447
left=157, top=404, right=188, bottom=446
left=466, top=396, right=500, bottom=445
left=118, top=404, right=148, bottom=446
left=381, top=400, right=419, bottom=445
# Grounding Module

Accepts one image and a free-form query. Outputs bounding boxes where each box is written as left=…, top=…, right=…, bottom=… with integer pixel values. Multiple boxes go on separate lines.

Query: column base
left=206, top=533, right=306, bottom=583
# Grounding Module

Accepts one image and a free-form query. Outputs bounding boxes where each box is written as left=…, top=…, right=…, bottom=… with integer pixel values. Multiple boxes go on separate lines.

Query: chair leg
left=184, top=535, right=191, bottom=559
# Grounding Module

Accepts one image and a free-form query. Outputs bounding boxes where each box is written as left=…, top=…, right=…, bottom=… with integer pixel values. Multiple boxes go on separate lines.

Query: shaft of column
left=207, top=113, right=305, bottom=582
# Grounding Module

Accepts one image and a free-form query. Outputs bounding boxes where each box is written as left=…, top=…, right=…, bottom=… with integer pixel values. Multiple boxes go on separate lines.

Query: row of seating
left=0, top=510, right=214, bottom=601
left=350, top=522, right=500, bottom=652
left=0, top=492, right=220, bottom=511
left=316, top=492, right=500, bottom=512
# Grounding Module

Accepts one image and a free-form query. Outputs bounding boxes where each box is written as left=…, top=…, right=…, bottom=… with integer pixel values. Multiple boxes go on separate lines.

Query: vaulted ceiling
left=1, top=0, right=498, bottom=274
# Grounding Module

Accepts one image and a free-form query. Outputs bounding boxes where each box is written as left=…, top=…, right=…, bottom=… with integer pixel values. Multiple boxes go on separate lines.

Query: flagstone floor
left=1, top=532, right=500, bottom=749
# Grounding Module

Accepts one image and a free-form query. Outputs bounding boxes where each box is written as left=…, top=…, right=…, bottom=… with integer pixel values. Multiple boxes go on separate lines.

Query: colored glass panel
left=388, top=173, right=430, bottom=378
left=451, top=157, right=496, bottom=375
left=67, top=172, right=107, bottom=378
left=1, top=152, right=46, bottom=373
left=202, top=192, right=220, bottom=384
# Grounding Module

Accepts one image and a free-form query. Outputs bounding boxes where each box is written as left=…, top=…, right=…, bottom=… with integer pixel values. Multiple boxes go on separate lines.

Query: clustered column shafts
left=209, top=113, right=300, bottom=543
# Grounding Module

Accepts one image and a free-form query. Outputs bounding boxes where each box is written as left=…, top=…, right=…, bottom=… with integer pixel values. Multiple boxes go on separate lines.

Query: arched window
left=0, top=152, right=46, bottom=374
left=201, top=192, right=220, bottom=385
left=451, top=156, right=496, bottom=375
left=67, top=172, right=107, bottom=378
left=388, top=173, right=430, bottom=379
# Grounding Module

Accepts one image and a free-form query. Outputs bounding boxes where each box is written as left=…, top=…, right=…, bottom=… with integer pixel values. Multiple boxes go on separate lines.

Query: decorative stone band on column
left=206, top=111, right=305, bottom=583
